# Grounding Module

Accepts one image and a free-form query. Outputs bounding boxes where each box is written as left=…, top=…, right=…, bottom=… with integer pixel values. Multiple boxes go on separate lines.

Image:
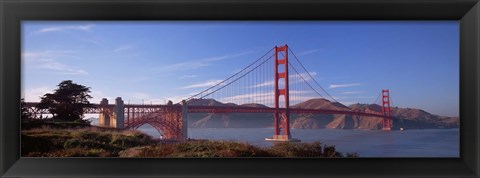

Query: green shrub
left=110, top=132, right=153, bottom=148
left=323, top=145, right=342, bottom=158
left=121, top=141, right=272, bottom=158
left=22, top=126, right=158, bottom=157
left=268, top=142, right=326, bottom=157
left=22, top=119, right=90, bottom=130
left=119, top=145, right=176, bottom=157
left=72, top=131, right=98, bottom=140
left=63, top=138, right=113, bottom=150
left=346, top=152, right=359, bottom=157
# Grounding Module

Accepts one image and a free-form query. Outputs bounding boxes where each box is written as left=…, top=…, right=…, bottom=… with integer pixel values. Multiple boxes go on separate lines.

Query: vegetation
left=36, top=80, right=93, bottom=122
left=119, top=140, right=357, bottom=158
left=21, top=118, right=91, bottom=130
left=21, top=98, right=32, bottom=121
left=22, top=126, right=356, bottom=158
left=22, top=127, right=154, bottom=157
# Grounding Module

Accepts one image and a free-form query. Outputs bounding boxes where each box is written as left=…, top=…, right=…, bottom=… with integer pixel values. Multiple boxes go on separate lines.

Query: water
left=138, top=126, right=459, bottom=157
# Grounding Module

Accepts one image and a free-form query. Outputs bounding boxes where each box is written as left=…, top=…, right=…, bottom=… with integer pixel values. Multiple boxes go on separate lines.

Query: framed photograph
left=1, top=0, right=479, bottom=177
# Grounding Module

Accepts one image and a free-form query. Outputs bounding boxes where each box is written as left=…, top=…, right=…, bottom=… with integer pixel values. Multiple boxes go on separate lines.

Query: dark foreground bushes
left=119, top=141, right=357, bottom=158
left=119, top=140, right=271, bottom=157
left=22, top=128, right=357, bottom=158
left=22, top=127, right=154, bottom=157
left=21, top=118, right=91, bottom=130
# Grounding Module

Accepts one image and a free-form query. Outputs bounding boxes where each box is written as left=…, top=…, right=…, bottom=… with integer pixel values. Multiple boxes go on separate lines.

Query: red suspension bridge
left=24, top=45, right=393, bottom=142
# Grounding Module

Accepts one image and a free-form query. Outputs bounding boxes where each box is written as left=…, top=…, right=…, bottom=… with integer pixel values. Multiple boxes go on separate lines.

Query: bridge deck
left=25, top=102, right=385, bottom=118
left=187, top=106, right=385, bottom=118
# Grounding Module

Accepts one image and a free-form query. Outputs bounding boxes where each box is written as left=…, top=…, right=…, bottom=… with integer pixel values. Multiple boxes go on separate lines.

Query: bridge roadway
left=25, top=102, right=385, bottom=118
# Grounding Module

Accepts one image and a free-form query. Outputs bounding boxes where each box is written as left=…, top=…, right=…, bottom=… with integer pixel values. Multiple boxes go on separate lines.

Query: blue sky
left=21, top=21, right=459, bottom=117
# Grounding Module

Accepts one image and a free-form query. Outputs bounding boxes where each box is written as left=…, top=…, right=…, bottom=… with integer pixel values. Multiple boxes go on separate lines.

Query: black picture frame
left=1, top=0, right=479, bottom=177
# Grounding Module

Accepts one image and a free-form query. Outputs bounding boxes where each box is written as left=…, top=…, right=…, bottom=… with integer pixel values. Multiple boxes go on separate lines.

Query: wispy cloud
left=113, top=45, right=134, bottom=52
left=23, top=86, right=52, bottom=102
left=179, top=75, right=197, bottom=79
left=23, top=50, right=88, bottom=75
left=251, top=80, right=275, bottom=88
left=33, top=24, right=95, bottom=34
left=297, top=49, right=322, bottom=56
left=23, top=50, right=77, bottom=60
left=163, top=61, right=209, bottom=71
left=203, top=51, right=253, bottom=62
left=34, top=60, right=88, bottom=75
left=160, top=50, right=253, bottom=72
left=342, top=91, right=364, bottom=94
left=180, top=80, right=223, bottom=89
left=328, top=83, right=362, bottom=89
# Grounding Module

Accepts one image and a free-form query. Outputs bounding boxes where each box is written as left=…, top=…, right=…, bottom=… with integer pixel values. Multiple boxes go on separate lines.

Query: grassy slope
left=22, top=126, right=356, bottom=157
left=22, top=127, right=154, bottom=157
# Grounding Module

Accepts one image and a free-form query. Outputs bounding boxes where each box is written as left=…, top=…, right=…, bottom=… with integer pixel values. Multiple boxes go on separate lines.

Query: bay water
left=138, top=126, right=459, bottom=157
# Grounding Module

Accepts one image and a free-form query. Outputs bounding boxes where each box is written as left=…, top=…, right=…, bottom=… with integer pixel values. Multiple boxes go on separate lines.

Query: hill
left=187, top=99, right=273, bottom=128
left=186, top=98, right=459, bottom=130
left=349, top=104, right=459, bottom=129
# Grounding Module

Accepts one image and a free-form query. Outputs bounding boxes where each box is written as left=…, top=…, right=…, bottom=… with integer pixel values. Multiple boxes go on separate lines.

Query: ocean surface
left=138, top=126, right=459, bottom=157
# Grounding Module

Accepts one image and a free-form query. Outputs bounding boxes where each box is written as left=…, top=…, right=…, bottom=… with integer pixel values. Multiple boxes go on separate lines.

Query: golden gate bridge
left=24, top=45, right=393, bottom=142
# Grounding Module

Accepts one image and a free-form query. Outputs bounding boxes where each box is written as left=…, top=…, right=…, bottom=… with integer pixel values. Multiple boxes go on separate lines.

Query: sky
left=21, top=21, right=459, bottom=117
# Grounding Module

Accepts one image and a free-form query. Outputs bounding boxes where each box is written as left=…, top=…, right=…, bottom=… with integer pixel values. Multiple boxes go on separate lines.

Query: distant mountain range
left=187, top=98, right=459, bottom=130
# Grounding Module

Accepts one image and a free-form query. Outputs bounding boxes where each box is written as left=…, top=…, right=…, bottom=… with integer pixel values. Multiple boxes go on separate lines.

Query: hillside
left=289, top=99, right=358, bottom=129
left=349, top=104, right=459, bottom=129
left=185, top=98, right=459, bottom=130
left=187, top=99, right=273, bottom=128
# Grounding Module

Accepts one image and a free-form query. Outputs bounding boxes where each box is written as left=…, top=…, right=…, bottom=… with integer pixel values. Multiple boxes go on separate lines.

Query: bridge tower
left=266, top=44, right=299, bottom=142
left=381, top=89, right=392, bottom=130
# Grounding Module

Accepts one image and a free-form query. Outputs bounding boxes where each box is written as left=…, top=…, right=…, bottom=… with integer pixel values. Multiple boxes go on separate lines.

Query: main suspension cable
left=185, top=48, right=274, bottom=102
left=188, top=55, right=275, bottom=103
left=288, top=48, right=340, bottom=104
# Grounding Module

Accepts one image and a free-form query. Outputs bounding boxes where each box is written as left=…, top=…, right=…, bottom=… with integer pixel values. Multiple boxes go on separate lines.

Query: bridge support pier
left=181, top=100, right=188, bottom=140
left=98, top=97, right=124, bottom=129
left=99, top=98, right=111, bottom=127
left=114, top=97, right=125, bottom=129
